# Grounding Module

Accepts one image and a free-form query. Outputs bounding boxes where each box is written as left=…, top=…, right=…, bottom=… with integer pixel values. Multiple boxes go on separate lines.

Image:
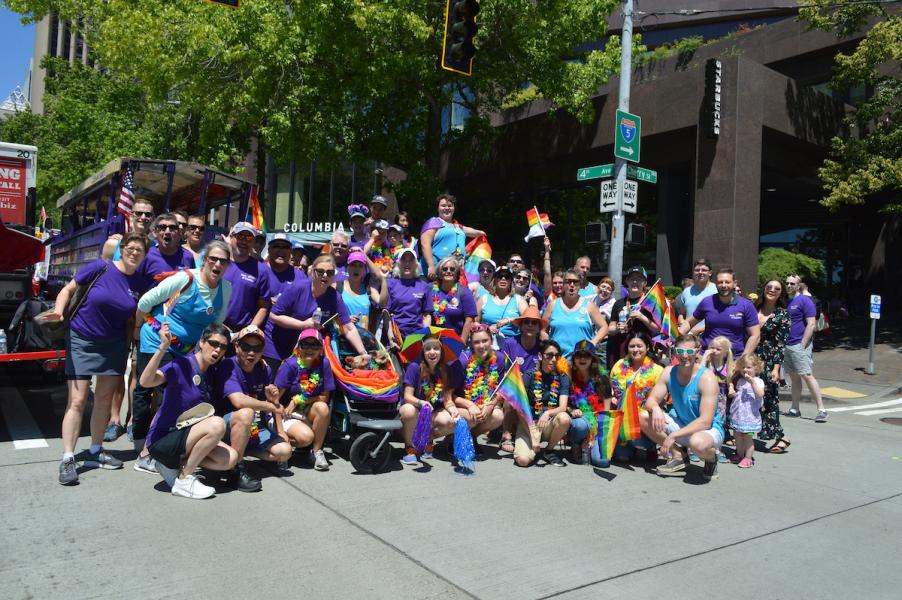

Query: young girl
left=729, top=354, right=766, bottom=468
left=702, top=336, right=734, bottom=430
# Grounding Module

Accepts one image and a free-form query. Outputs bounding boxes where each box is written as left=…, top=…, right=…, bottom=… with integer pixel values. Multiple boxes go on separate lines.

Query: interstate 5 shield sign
left=614, top=109, right=641, bottom=163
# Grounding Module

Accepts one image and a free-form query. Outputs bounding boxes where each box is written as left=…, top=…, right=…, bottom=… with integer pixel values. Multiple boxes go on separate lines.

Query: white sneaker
left=171, top=474, right=215, bottom=499
left=156, top=462, right=180, bottom=488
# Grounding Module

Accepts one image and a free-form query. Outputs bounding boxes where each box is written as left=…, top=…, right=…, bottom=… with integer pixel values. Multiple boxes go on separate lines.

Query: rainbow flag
left=524, top=207, right=553, bottom=242
left=247, top=186, right=265, bottom=232
left=660, top=298, right=679, bottom=340
left=495, top=362, right=534, bottom=428
left=620, top=383, right=641, bottom=441
left=634, top=279, right=668, bottom=328
left=597, top=410, right=623, bottom=461
left=463, top=235, right=492, bottom=284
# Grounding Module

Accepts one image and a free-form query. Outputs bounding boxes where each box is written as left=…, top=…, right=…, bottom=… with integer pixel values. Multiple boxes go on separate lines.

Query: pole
left=608, top=0, right=633, bottom=291
left=866, top=317, right=876, bottom=375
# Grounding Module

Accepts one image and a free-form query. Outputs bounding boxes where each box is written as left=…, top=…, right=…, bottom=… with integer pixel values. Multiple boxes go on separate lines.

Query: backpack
left=9, top=298, right=65, bottom=352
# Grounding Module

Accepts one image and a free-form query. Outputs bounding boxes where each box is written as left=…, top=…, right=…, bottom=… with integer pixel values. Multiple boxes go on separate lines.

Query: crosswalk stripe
left=0, top=387, right=49, bottom=450
left=828, top=398, right=902, bottom=413
left=854, top=406, right=902, bottom=417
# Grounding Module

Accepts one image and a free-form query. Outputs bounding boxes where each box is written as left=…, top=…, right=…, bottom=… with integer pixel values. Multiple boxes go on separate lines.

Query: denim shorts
left=223, top=412, right=280, bottom=452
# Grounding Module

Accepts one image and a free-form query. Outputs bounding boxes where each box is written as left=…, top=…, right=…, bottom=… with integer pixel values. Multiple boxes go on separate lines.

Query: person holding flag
left=565, top=341, right=617, bottom=467
left=606, top=266, right=660, bottom=370
left=458, top=324, right=507, bottom=448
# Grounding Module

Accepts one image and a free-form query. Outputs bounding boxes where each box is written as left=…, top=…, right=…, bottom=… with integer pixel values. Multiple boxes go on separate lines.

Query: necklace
left=431, top=282, right=459, bottom=325
left=533, top=368, right=560, bottom=417
left=368, top=243, right=393, bottom=271
left=420, top=370, right=444, bottom=406
left=570, top=372, right=605, bottom=414
left=290, top=356, right=322, bottom=411
left=464, top=352, right=501, bottom=407
left=613, top=356, right=658, bottom=405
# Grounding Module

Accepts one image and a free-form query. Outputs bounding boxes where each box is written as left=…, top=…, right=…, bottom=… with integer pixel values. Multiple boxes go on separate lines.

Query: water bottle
left=312, top=307, right=323, bottom=326
left=618, top=305, right=628, bottom=332
left=0, top=329, right=6, bottom=354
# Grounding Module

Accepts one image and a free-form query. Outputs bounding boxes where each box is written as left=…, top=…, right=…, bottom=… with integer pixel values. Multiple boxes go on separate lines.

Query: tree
left=0, top=58, right=241, bottom=219
left=758, top=248, right=825, bottom=296
left=5, top=0, right=626, bottom=204
left=799, top=2, right=902, bottom=213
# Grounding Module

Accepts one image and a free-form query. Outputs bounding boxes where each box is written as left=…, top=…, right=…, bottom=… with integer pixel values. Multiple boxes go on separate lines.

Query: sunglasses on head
left=238, top=341, right=263, bottom=353
left=674, top=347, right=697, bottom=356
left=205, top=339, right=228, bottom=350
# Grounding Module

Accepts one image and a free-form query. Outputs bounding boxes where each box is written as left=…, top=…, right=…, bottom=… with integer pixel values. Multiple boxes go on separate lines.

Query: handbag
left=63, top=261, right=110, bottom=323
left=175, top=402, right=215, bottom=430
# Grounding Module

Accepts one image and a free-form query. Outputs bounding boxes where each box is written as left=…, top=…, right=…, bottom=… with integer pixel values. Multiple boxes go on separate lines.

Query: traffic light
left=441, top=0, right=479, bottom=76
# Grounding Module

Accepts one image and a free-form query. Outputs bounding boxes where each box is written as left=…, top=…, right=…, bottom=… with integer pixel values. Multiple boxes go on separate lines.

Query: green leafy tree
left=5, top=0, right=627, bottom=205
left=757, top=248, right=825, bottom=295
left=799, top=2, right=902, bottom=212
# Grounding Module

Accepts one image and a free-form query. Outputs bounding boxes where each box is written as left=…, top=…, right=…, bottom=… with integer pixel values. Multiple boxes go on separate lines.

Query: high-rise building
left=29, top=11, right=93, bottom=114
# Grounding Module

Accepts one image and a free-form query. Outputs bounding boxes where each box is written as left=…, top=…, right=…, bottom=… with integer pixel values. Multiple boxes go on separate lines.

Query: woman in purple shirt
left=48, top=233, right=151, bottom=486
left=421, top=256, right=477, bottom=343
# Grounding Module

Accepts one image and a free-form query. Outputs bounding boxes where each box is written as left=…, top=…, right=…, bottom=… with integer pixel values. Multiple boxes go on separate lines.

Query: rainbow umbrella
left=400, top=326, right=464, bottom=363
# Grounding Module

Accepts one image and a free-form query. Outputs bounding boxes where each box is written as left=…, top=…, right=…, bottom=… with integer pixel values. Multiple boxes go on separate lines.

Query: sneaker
left=231, top=462, right=262, bottom=492
left=421, top=443, right=434, bottom=460
left=595, top=458, right=612, bottom=468
left=814, top=410, right=828, bottom=423
left=703, top=459, right=719, bottom=480
left=133, top=454, right=158, bottom=475
left=783, top=408, right=802, bottom=418
left=58, top=457, right=78, bottom=485
left=126, top=423, right=134, bottom=442
left=657, top=456, right=687, bottom=477
left=171, top=474, right=215, bottom=499
left=103, top=422, right=124, bottom=442
left=402, top=448, right=419, bottom=466
left=313, top=450, right=330, bottom=471
left=688, top=452, right=700, bottom=463
left=84, top=449, right=123, bottom=470
left=717, top=451, right=729, bottom=463
left=544, top=451, right=565, bottom=467
left=156, top=462, right=180, bottom=488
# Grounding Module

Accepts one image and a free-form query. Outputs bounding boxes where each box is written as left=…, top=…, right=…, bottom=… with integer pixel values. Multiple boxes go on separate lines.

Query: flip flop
left=738, top=457, right=754, bottom=468
left=768, top=439, right=791, bottom=454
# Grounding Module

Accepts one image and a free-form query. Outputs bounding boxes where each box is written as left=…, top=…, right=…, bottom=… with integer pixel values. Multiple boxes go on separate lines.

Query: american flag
left=117, top=167, right=136, bottom=231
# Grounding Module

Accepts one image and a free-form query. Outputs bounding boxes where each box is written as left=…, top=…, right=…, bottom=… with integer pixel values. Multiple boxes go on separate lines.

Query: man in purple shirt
left=223, top=222, right=272, bottom=332
left=330, top=230, right=351, bottom=283
left=682, top=268, right=760, bottom=357
left=501, top=307, right=545, bottom=375
left=266, top=233, right=308, bottom=305
left=136, top=213, right=195, bottom=284
left=782, top=274, right=827, bottom=422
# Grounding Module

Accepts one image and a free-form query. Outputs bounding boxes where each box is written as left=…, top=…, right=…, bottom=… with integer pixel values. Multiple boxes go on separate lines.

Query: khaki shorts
left=513, top=414, right=563, bottom=464
left=783, top=343, right=813, bottom=375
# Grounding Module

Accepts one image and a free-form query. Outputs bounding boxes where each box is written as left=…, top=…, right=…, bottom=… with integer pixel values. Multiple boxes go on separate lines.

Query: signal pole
left=608, top=0, right=633, bottom=290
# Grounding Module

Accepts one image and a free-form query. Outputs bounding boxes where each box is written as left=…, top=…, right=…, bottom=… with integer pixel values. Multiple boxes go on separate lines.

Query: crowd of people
left=48, top=193, right=827, bottom=499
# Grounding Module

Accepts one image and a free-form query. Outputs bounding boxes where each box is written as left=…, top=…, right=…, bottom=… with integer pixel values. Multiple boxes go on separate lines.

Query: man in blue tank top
left=641, top=333, right=723, bottom=481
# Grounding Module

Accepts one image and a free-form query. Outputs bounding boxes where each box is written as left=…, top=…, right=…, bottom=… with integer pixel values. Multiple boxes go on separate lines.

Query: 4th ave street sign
left=577, top=163, right=656, bottom=184
left=615, top=110, right=641, bottom=163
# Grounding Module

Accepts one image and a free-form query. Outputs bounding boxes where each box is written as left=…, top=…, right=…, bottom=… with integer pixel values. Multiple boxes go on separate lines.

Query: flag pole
left=533, top=205, right=548, bottom=239
left=486, top=356, right=522, bottom=403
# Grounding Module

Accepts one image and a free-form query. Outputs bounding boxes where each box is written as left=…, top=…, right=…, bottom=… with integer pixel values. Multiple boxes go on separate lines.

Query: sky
left=0, top=7, right=35, bottom=103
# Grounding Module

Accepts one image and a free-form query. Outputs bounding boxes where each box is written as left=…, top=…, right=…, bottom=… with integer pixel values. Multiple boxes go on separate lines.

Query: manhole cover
left=879, top=418, right=902, bottom=426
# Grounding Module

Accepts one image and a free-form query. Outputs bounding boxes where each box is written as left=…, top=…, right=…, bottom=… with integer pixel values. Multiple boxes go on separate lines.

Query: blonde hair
left=707, top=336, right=734, bottom=372
left=731, top=353, right=764, bottom=385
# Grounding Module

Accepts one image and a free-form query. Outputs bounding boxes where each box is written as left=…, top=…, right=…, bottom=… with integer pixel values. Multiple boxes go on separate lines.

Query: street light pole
left=608, top=0, right=633, bottom=290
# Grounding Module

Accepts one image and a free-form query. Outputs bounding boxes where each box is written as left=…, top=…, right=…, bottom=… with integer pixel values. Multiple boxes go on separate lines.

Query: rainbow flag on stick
left=620, top=384, right=641, bottom=441
left=463, top=235, right=492, bottom=285
left=660, top=299, right=679, bottom=341
left=597, top=410, right=623, bottom=461
left=247, top=185, right=265, bottom=232
left=633, top=279, right=668, bottom=328
left=494, top=362, right=534, bottom=428
left=524, top=206, right=553, bottom=242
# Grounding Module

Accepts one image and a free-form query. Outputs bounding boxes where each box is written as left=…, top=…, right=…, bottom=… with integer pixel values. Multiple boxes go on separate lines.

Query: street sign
left=577, top=164, right=613, bottom=181
left=870, top=294, right=882, bottom=319
left=627, top=165, right=657, bottom=184
left=599, top=179, right=638, bottom=214
left=615, top=109, right=641, bottom=163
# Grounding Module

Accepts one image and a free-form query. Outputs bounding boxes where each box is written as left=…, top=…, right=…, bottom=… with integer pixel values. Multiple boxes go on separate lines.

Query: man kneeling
left=640, top=333, right=724, bottom=481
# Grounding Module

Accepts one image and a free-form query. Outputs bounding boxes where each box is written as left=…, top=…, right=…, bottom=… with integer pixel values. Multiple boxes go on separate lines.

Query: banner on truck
left=0, top=156, right=27, bottom=223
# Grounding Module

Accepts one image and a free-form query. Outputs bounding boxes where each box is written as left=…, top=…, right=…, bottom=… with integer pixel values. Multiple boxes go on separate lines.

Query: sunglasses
left=564, top=279, right=580, bottom=285
left=478, top=267, right=494, bottom=274
left=188, top=224, right=205, bottom=231
left=441, top=266, right=458, bottom=273
left=206, top=255, right=230, bottom=265
left=298, top=341, right=321, bottom=350
left=765, top=284, right=782, bottom=291
left=331, top=243, right=349, bottom=250
left=238, top=341, right=263, bottom=353
left=496, top=273, right=512, bottom=280
left=509, top=258, right=523, bottom=263
left=122, top=245, right=145, bottom=255
left=514, top=275, right=529, bottom=281
left=133, top=211, right=154, bottom=218
left=674, top=347, right=697, bottom=356
left=156, top=224, right=179, bottom=232
left=543, top=352, right=560, bottom=359
left=313, top=268, right=336, bottom=277
left=520, top=319, right=540, bottom=327
left=573, top=352, right=593, bottom=359
left=205, top=339, right=228, bottom=350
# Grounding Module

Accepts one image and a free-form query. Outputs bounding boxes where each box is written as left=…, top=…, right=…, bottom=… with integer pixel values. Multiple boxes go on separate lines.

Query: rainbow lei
left=533, top=368, right=560, bottom=418
left=464, top=352, right=501, bottom=408
left=611, top=356, right=660, bottom=408
left=290, top=357, right=322, bottom=411
left=420, top=372, right=444, bottom=406
left=368, top=243, right=394, bottom=271
left=570, top=373, right=602, bottom=445
left=431, top=282, right=459, bottom=326
left=143, top=315, right=195, bottom=355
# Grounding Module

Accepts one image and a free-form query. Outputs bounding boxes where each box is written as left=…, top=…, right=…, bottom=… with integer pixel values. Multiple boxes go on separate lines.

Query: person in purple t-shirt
left=271, top=329, right=336, bottom=472
left=140, top=323, right=238, bottom=499
left=136, top=213, right=195, bottom=285
left=265, top=233, right=308, bottom=305
left=782, top=274, right=827, bottom=422
left=47, top=233, right=151, bottom=486
left=422, top=256, right=477, bottom=343
left=213, top=325, right=292, bottom=492
left=683, top=269, right=760, bottom=358
left=266, top=254, right=368, bottom=370
left=386, top=247, right=430, bottom=342
left=498, top=306, right=546, bottom=453
left=223, top=222, right=272, bottom=332
left=399, top=336, right=465, bottom=465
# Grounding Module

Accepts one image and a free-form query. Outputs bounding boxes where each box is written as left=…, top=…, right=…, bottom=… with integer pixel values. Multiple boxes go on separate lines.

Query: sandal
left=500, top=437, right=515, bottom=453
left=768, top=438, right=791, bottom=454
left=738, top=457, right=754, bottom=468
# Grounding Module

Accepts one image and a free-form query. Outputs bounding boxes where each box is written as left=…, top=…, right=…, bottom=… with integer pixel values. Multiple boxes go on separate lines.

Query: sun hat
left=512, top=305, right=548, bottom=329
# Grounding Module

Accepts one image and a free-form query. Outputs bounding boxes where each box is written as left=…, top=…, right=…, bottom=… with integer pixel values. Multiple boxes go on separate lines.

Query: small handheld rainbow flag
left=634, top=279, right=668, bottom=328
left=597, top=410, right=623, bottom=461
left=620, top=383, right=641, bottom=441
left=660, top=298, right=679, bottom=341
left=463, top=235, right=492, bottom=285
left=495, top=362, right=534, bottom=428
left=576, top=399, right=599, bottom=445
left=247, top=185, right=265, bottom=232
left=524, top=206, right=553, bottom=242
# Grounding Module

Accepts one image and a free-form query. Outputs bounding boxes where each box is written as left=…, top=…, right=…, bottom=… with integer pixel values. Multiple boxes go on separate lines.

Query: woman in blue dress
left=419, top=193, right=485, bottom=281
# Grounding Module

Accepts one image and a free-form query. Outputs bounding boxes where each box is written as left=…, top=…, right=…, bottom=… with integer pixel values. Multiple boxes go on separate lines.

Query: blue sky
left=0, top=7, right=35, bottom=102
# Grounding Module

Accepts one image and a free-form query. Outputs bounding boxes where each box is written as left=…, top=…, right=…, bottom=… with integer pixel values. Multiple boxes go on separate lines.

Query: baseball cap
left=231, top=222, right=257, bottom=237
left=297, top=328, right=322, bottom=345
left=625, top=265, right=648, bottom=280
left=291, top=240, right=305, bottom=251
left=573, top=340, right=596, bottom=356
left=393, top=247, right=417, bottom=263
left=268, top=233, right=291, bottom=247
left=494, top=265, right=513, bottom=278
left=347, top=250, right=368, bottom=265
left=373, top=219, right=390, bottom=230
left=478, top=258, right=496, bottom=270
left=235, top=324, right=265, bottom=343
left=371, top=195, right=388, bottom=207
left=389, top=224, right=404, bottom=234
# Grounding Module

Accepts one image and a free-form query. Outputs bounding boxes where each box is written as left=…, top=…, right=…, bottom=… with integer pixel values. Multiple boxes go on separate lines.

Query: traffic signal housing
left=441, top=0, right=479, bottom=76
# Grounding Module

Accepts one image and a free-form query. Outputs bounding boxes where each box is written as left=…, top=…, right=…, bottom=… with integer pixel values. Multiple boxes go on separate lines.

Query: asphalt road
left=1, top=366, right=901, bottom=600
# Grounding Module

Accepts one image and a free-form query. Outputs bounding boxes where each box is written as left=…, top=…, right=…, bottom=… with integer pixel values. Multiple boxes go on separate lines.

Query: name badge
left=192, top=374, right=202, bottom=386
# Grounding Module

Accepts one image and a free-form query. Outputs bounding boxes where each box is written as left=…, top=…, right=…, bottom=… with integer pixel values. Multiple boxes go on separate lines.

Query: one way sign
left=599, top=179, right=638, bottom=214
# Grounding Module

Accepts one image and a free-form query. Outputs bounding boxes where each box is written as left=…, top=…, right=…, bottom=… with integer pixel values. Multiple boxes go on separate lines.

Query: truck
left=0, top=142, right=38, bottom=329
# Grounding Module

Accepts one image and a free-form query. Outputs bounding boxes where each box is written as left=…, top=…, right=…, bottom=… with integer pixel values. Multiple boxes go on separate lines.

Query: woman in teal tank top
left=542, top=269, right=609, bottom=358
left=477, top=266, right=527, bottom=342
left=341, top=251, right=387, bottom=333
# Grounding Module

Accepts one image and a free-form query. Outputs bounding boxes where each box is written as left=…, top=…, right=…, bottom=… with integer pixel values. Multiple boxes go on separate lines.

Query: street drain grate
left=879, top=418, right=902, bottom=426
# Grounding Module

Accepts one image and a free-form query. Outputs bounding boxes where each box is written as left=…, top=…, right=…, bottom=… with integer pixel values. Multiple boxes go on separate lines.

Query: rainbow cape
left=495, top=362, right=534, bottom=428
left=620, top=383, right=641, bottom=441
left=463, top=235, right=492, bottom=285
left=634, top=279, right=668, bottom=327
left=247, top=185, right=265, bottom=232
left=524, top=207, right=553, bottom=242
left=597, top=410, right=623, bottom=461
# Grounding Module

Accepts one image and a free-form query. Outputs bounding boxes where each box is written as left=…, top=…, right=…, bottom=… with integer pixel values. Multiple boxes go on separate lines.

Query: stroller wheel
left=349, top=432, right=393, bottom=474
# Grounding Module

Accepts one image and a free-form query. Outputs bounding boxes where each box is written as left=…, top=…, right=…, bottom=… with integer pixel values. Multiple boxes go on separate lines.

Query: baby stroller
left=323, top=325, right=403, bottom=474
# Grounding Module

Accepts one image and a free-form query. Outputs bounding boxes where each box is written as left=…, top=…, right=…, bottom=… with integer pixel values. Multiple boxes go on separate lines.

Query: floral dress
left=755, top=307, right=790, bottom=440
